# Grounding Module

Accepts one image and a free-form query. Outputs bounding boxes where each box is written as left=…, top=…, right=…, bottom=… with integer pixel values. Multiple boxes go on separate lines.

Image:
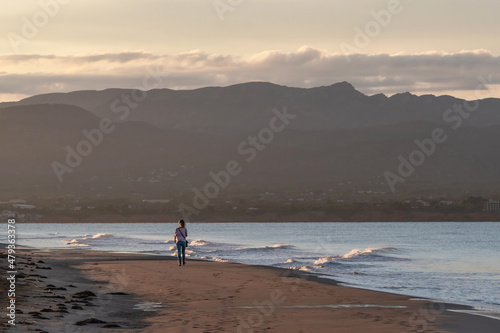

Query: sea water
left=7, top=222, right=500, bottom=316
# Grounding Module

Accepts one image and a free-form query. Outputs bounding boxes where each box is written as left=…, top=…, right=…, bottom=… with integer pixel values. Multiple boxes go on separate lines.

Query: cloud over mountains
left=1, top=47, right=499, bottom=101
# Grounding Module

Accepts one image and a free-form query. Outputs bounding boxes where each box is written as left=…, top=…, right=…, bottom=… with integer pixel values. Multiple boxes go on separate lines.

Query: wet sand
left=1, top=247, right=499, bottom=332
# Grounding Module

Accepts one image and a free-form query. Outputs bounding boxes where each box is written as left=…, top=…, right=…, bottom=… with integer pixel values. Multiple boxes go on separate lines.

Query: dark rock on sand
left=73, top=290, right=96, bottom=298
left=45, top=287, right=67, bottom=291
left=29, top=312, right=49, bottom=320
left=107, top=292, right=129, bottom=295
left=40, top=308, right=55, bottom=312
left=74, top=318, right=107, bottom=326
left=39, top=295, right=66, bottom=299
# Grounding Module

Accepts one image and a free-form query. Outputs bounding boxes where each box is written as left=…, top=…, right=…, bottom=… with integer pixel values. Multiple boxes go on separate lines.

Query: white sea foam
left=91, top=233, right=112, bottom=239
left=314, top=257, right=332, bottom=265
left=313, top=248, right=402, bottom=265
left=64, top=239, right=90, bottom=247
left=189, top=239, right=208, bottom=246
left=290, top=266, right=312, bottom=271
left=342, top=248, right=374, bottom=259
left=200, top=256, right=228, bottom=262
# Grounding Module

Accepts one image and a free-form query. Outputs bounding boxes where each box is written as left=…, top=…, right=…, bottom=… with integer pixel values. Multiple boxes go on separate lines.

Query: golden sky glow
left=1, top=0, right=499, bottom=101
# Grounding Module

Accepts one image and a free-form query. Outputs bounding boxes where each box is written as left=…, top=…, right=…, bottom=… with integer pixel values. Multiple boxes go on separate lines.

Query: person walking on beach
left=174, top=219, right=188, bottom=266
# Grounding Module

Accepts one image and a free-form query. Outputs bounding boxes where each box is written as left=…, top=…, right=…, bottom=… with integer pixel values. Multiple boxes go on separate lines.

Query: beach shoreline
left=1, top=246, right=499, bottom=332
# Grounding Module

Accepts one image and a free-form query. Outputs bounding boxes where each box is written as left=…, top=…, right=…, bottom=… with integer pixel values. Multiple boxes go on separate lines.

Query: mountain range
left=1, top=82, right=500, bottom=201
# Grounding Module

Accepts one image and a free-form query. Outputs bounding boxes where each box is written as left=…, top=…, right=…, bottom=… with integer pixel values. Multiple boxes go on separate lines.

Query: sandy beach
left=2, top=247, right=499, bottom=333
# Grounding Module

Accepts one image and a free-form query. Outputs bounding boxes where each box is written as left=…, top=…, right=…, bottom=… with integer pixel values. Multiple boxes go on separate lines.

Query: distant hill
left=4, top=82, right=500, bottom=133
left=1, top=82, right=500, bottom=200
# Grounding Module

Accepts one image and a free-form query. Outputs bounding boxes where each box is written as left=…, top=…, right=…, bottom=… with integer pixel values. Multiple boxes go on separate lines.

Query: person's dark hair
left=178, top=219, right=185, bottom=228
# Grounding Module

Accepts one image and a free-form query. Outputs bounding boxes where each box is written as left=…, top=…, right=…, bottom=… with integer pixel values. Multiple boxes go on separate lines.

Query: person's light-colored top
left=175, top=227, right=187, bottom=242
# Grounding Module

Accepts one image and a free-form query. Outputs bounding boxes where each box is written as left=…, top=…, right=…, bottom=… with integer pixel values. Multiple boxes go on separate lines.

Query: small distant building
left=417, top=200, right=431, bottom=208
left=12, top=204, right=36, bottom=209
left=0, top=210, right=16, bottom=218
left=484, top=201, right=500, bottom=212
left=142, top=199, right=171, bottom=204
left=9, top=199, right=27, bottom=204
left=439, top=200, right=454, bottom=206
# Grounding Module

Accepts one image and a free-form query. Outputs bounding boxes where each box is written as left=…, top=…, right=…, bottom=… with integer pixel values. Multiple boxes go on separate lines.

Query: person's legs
left=176, top=242, right=182, bottom=265
left=181, top=243, right=186, bottom=265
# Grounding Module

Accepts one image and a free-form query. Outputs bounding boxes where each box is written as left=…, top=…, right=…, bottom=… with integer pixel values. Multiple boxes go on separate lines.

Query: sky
left=1, top=0, right=499, bottom=102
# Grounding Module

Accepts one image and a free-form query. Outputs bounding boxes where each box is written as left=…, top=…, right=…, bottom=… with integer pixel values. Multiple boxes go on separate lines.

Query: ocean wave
left=290, top=266, right=313, bottom=272
left=200, top=256, right=228, bottom=262
left=235, top=244, right=294, bottom=252
left=64, top=233, right=113, bottom=242
left=189, top=239, right=209, bottom=246
left=342, top=248, right=375, bottom=259
left=314, top=257, right=333, bottom=265
left=62, top=232, right=127, bottom=248
left=314, top=247, right=405, bottom=265
left=91, top=233, right=112, bottom=239
left=270, top=244, right=294, bottom=249
left=64, top=239, right=90, bottom=247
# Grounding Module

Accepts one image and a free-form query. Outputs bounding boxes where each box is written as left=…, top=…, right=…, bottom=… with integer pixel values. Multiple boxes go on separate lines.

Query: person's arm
left=174, top=228, right=178, bottom=242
